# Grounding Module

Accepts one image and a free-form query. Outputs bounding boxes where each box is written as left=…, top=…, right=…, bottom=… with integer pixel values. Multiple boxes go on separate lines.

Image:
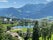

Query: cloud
left=46, top=0, right=53, bottom=2
left=13, top=2, right=17, bottom=4
left=0, top=0, right=8, bottom=2
left=47, top=0, right=50, bottom=1
left=29, top=0, right=53, bottom=4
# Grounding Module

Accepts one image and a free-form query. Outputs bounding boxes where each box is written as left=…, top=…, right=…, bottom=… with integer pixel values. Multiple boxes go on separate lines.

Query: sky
left=0, top=0, right=53, bottom=8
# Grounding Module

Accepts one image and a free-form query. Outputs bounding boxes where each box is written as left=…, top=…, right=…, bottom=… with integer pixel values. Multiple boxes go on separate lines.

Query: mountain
left=39, top=1, right=53, bottom=18
left=0, top=7, right=19, bottom=18
left=0, top=2, right=53, bottom=19
left=17, top=4, right=45, bottom=19
left=0, top=4, right=46, bottom=19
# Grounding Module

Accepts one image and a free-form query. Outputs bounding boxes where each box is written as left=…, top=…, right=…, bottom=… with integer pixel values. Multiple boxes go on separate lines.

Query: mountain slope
left=0, top=4, right=45, bottom=19
left=16, top=4, right=45, bottom=19
left=39, top=1, right=53, bottom=18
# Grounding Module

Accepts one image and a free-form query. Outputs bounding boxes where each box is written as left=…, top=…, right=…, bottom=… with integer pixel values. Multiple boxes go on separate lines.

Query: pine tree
left=32, top=21, right=39, bottom=40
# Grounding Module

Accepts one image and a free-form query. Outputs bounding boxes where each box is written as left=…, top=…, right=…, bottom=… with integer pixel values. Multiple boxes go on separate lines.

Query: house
left=4, top=18, right=8, bottom=21
left=2, top=18, right=14, bottom=24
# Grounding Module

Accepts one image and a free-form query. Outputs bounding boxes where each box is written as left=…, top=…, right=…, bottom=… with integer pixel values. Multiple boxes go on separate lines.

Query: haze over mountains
left=0, top=1, right=53, bottom=19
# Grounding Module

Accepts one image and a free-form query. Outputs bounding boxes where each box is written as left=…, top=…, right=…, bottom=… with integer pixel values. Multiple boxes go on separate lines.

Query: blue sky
left=0, top=0, right=53, bottom=8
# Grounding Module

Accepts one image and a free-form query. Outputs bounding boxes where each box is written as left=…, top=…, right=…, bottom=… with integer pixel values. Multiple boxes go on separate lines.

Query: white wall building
left=4, top=18, right=7, bottom=21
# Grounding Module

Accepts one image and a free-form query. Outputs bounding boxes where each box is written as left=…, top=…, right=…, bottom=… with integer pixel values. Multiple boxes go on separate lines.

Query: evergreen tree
left=32, top=21, right=39, bottom=40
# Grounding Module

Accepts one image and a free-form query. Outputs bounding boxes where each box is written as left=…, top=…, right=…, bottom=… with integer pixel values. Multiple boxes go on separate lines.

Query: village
left=0, top=16, right=53, bottom=40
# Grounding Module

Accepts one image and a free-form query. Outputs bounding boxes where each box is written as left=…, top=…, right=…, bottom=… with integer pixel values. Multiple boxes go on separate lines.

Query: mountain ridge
left=0, top=2, right=53, bottom=19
